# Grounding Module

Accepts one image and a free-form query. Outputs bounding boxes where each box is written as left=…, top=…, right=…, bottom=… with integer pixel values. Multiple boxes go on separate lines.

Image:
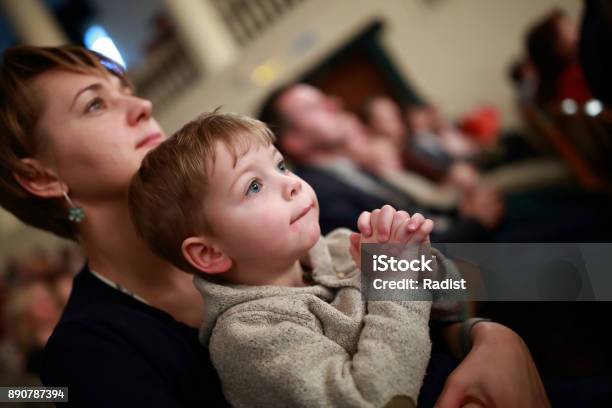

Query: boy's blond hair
left=129, top=111, right=275, bottom=273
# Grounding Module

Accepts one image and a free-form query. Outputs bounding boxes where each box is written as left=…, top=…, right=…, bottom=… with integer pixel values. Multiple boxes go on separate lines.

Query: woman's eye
left=277, top=160, right=288, bottom=173
left=85, top=97, right=105, bottom=113
left=246, top=180, right=262, bottom=196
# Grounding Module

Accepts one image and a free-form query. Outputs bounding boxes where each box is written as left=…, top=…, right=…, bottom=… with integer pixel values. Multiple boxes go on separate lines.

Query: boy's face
left=203, top=140, right=321, bottom=271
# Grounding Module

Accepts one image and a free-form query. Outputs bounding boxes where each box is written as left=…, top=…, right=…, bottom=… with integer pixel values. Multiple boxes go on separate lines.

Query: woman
left=0, top=45, right=548, bottom=407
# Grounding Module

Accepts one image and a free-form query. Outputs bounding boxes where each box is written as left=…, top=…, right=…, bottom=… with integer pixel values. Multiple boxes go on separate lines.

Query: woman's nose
left=283, top=177, right=302, bottom=200
left=126, top=96, right=153, bottom=126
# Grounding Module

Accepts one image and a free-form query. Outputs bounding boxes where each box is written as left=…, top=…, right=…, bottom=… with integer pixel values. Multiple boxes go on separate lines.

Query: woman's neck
left=79, top=196, right=204, bottom=327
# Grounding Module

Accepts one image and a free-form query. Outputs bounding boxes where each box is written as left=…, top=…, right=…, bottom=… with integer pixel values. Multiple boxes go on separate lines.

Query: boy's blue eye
left=277, top=160, right=288, bottom=173
left=246, top=180, right=262, bottom=195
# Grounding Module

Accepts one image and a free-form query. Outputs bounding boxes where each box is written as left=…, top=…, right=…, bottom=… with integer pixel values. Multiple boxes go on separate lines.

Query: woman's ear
left=182, top=237, right=233, bottom=275
left=14, top=158, right=66, bottom=198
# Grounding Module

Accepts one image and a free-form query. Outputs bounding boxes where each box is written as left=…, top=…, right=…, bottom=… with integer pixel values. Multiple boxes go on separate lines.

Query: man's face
left=368, top=98, right=407, bottom=142
left=277, top=84, right=347, bottom=148
left=203, top=141, right=321, bottom=271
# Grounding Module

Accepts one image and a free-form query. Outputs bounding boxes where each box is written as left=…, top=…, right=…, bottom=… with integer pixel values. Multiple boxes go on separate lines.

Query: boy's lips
left=291, top=202, right=314, bottom=224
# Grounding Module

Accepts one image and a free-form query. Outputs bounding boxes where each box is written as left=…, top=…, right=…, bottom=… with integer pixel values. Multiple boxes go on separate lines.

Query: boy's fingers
left=377, top=205, right=396, bottom=242
left=397, top=217, right=414, bottom=243
left=370, top=209, right=381, bottom=238
left=357, top=211, right=372, bottom=237
left=407, top=213, right=425, bottom=231
left=408, top=219, right=435, bottom=243
left=349, top=232, right=361, bottom=251
left=390, top=210, right=410, bottom=242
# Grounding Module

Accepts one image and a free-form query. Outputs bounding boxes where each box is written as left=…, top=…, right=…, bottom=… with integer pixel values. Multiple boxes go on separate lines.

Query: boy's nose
left=283, top=177, right=302, bottom=200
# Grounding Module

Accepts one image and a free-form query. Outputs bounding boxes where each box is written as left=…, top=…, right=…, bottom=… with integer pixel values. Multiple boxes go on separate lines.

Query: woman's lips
left=291, top=203, right=313, bottom=224
left=136, top=132, right=163, bottom=149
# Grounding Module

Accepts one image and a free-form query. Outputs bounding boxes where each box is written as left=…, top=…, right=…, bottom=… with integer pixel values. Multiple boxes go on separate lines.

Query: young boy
left=128, top=112, right=460, bottom=408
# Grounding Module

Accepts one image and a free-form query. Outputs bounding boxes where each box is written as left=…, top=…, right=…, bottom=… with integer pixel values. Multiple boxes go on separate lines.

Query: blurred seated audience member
left=527, top=8, right=592, bottom=107
left=580, top=0, right=612, bottom=107
left=258, top=83, right=502, bottom=239
left=343, top=109, right=501, bottom=215
left=1, top=245, right=81, bottom=387
left=4, top=281, right=61, bottom=375
left=52, top=271, right=74, bottom=307
left=362, top=97, right=447, bottom=181
left=363, top=95, right=570, bottom=196
left=342, top=111, right=403, bottom=176
left=363, top=96, right=483, bottom=188
left=405, top=104, right=481, bottom=166
left=4, top=248, right=60, bottom=284
left=360, top=96, right=407, bottom=150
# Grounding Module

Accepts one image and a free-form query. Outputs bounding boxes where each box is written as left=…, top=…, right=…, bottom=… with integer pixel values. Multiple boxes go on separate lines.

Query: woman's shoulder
left=42, top=266, right=228, bottom=406
left=59, top=266, right=178, bottom=327
left=50, top=265, right=202, bottom=353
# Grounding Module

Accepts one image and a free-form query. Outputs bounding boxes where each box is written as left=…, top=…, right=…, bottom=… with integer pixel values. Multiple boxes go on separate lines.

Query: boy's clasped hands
left=349, top=204, right=435, bottom=269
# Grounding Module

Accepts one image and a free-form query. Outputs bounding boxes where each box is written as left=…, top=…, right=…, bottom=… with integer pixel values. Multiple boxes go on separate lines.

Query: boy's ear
left=182, top=237, right=232, bottom=275
left=14, top=158, right=67, bottom=198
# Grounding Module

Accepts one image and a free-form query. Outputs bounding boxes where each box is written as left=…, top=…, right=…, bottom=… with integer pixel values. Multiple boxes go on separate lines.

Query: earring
left=63, top=192, right=85, bottom=223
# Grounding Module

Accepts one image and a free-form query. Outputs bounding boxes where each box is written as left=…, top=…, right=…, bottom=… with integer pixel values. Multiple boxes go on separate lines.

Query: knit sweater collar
left=194, top=231, right=358, bottom=345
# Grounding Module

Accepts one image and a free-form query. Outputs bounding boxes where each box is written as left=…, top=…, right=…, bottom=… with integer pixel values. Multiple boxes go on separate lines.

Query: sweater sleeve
left=41, top=322, right=183, bottom=408
left=209, top=301, right=431, bottom=408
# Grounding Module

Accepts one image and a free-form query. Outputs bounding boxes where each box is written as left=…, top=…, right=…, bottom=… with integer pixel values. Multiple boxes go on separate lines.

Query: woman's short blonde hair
left=0, top=45, right=130, bottom=240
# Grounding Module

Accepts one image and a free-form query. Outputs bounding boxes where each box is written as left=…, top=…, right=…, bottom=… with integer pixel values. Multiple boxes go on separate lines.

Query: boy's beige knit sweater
left=195, top=229, right=458, bottom=408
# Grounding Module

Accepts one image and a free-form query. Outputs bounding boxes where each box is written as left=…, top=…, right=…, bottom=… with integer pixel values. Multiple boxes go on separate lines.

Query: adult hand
left=459, top=186, right=505, bottom=229
left=445, top=162, right=481, bottom=192
left=435, top=322, right=550, bottom=408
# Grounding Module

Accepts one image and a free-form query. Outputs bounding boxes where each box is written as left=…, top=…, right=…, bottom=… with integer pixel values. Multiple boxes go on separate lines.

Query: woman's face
left=32, top=69, right=165, bottom=202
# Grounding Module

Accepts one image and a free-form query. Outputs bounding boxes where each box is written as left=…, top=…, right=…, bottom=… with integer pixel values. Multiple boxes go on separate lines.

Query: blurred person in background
left=4, top=281, right=61, bottom=375
left=51, top=269, right=74, bottom=307
left=363, top=94, right=576, bottom=200
left=0, top=244, right=79, bottom=397
left=344, top=107, right=502, bottom=217
left=404, top=104, right=481, bottom=170
left=0, top=44, right=549, bottom=407
left=362, top=96, right=483, bottom=190
left=3, top=249, right=60, bottom=283
left=362, top=96, right=481, bottom=184
left=527, top=8, right=592, bottom=107
left=260, top=84, right=608, bottom=243
left=259, top=83, right=504, bottom=239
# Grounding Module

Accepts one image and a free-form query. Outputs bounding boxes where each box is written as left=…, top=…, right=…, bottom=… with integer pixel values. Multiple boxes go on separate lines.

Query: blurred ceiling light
left=84, top=25, right=126, bottom=69
left=584, top=99, right=603, bottom=117
left=560, top=98, right=577, bottom=115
